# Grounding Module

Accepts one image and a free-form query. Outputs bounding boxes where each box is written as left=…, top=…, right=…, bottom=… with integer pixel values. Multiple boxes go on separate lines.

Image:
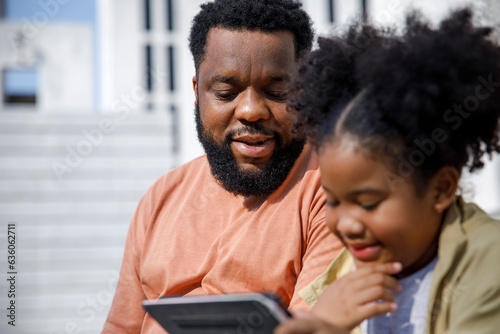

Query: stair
left=0, top=111, right=176, bottom=334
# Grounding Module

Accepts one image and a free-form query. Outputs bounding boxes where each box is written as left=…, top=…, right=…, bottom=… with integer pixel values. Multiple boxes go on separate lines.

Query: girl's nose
left=336, top=214, right=365, bottom=240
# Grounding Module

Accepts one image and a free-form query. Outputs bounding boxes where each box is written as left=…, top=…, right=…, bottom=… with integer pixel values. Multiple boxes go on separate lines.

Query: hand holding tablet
left=143, top=293, right=290, bottom=334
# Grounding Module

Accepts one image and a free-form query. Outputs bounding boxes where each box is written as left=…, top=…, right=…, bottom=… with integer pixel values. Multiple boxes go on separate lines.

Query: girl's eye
left=361, top=202, right=379, bottom=211
left=327, top=201, right=339, bottom=207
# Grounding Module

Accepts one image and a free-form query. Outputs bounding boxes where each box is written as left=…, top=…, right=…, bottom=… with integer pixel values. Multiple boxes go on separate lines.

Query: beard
left=195, top=104, right=306, bottom=197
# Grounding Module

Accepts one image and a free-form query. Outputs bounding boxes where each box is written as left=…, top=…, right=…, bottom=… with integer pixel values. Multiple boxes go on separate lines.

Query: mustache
left=227, top=125, right=275, bottom=139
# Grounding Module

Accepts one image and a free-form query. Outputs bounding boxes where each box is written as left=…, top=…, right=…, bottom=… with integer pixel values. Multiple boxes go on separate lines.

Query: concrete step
left=0, top=111, right=168, bottom=123
left=0, top=190, right=145, bottom=202
left=0, top=111, right=175, bottom=334
left=0, top=157, right=172, bottom=168
left=0, top=134, right=172, bottom=147
left=0, top=316, right=108, bottom=334
left=0, top=180, right=154, bottom=192
left=0, top=202, right=137, bottom=215
left=0, top=165, right=170, bottom=181
left=0, top=222, right=128, bottom=239
left=0, top=231, right=128, bottom=249
left=6, top=247, right=124, bottom=264
left=0, top=144, right=173, bottom=157
left=0, top=121, right=171, bottom=136
left=0, top=269, right=120, bottom=288
left=0, top=212, right=134, bottom=226
left=0, top=256, right=123, bottom=273
left=0, top=257, right=123, bottom=274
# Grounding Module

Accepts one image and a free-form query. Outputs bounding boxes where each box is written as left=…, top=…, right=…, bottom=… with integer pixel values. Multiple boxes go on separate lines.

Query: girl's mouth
left=348, top=243, right=383, bottom=262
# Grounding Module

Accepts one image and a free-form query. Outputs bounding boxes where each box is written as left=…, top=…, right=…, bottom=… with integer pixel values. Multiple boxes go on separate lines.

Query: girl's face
left=319, top=138, right=443, bottom=276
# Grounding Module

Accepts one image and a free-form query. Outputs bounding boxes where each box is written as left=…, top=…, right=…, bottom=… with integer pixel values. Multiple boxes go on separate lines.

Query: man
left=102, top=1, right=342, bottom=333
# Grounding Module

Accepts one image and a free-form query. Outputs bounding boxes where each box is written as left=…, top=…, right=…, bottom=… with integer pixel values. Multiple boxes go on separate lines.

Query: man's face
left=193, top=28, right=305, bottom=197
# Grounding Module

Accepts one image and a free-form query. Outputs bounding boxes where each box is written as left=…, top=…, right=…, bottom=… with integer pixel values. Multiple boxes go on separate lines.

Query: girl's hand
left=312, top=262, right=402, bottom=330
left=274, top=311, right=349, bottom=334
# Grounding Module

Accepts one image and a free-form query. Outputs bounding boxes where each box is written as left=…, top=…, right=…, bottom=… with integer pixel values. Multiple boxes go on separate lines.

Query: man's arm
left=102, top=191, right=153, bottom=333
left=289, top=185, right=344, bottom=310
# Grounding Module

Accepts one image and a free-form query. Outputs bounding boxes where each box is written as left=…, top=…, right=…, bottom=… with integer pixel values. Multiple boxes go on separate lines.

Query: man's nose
left=234, top=88, right=270, bottom=123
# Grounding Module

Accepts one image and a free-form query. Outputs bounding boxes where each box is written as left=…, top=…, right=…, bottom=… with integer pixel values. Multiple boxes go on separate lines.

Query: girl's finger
left=352, top=262, right=402, bottom=277
left=292, top=310, right=315, bottom=320
left=351, top=285, right=396, bottom=306
left=357, top=300, right=398, bottom=321
left=360, top=271, right=402, bottom=293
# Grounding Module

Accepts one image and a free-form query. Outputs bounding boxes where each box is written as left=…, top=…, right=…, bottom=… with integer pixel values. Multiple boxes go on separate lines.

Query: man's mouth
left=231, top=135, right=275, bottom=159
left=235, top=140, right=268, bottom=146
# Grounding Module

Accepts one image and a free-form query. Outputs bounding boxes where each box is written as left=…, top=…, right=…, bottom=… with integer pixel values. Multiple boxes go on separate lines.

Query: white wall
left=0, top=22, right=94, bottom=112
left=98, top=0, right=206, bottom=164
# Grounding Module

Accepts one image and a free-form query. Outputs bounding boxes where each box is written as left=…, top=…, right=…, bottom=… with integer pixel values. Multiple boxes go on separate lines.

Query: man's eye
left=214, top=91, right=237, bottom=101
left=266, top=92, right=288, bottom=101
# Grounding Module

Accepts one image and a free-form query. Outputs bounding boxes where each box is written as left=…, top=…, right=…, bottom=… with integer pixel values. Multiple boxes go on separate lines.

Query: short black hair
left=189, top=0, right=313, bottom=72
left=289, top=8, right=500, bottom=191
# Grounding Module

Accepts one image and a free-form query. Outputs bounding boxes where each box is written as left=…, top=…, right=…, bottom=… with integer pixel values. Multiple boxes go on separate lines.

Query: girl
left=276, top=8, right=500, bottom=334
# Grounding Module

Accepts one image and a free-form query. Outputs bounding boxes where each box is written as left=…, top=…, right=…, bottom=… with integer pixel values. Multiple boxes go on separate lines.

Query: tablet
left=142, top=293, right=290, bottom=334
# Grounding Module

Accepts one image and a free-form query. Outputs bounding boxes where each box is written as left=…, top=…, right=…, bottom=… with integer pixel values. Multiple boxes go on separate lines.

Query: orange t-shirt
left=102, top=143, right=342, bottom=333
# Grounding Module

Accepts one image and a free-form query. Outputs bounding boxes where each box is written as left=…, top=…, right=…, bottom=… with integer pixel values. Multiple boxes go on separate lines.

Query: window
left=3, top=68, right=38, bottom=105
left=170, top=104, right=179, bottom=154
left=328, top=0, right=335, bottom=23
left=144, top=0, right=151, bottom=31
left=165, top=0, right=173, bottom=31
left=361, top=0, right=368, bottom=17
left=0, top=0, right=5, bottom=18
left=167, top=45, right=175, bottom=92
left=145, top=45, right=153, bottom=92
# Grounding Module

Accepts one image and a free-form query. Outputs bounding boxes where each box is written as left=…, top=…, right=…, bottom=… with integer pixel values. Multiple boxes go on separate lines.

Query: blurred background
left=0, top=0, right=499, bottom=333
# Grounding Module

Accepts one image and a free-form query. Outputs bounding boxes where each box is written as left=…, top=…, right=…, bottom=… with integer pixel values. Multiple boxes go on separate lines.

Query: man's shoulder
left=169, top=154, right=208, bottom=174
left=143, top=155, right=210, bottom=200
left=284, top=143, right=323, bottom=195
left=155, top=155, right=208, bottom=184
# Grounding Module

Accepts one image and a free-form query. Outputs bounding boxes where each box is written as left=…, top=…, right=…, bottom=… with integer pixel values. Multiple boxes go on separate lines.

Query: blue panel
left=5, top=0, right=96, bottom=24
left=4, top=69, right=38, bottom=95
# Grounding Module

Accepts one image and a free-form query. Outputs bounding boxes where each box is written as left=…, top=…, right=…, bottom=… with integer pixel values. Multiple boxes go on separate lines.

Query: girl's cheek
left=325, top=209, right=339, bottom=234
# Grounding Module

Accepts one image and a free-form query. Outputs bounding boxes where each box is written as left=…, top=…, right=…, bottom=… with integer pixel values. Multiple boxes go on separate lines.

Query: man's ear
left=192, top=75, right=198, bottom=107
left=431, top=166, right=459, bottom=213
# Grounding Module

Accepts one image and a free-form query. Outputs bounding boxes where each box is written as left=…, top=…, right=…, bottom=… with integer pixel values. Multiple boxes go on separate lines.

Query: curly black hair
left=289, top=8, right=500, bottom=192
left=188, top=0, right=313, bottom=73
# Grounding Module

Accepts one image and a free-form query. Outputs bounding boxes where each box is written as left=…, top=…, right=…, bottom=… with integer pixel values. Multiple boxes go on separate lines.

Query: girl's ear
left=431, top=166, right=459, bottom=213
